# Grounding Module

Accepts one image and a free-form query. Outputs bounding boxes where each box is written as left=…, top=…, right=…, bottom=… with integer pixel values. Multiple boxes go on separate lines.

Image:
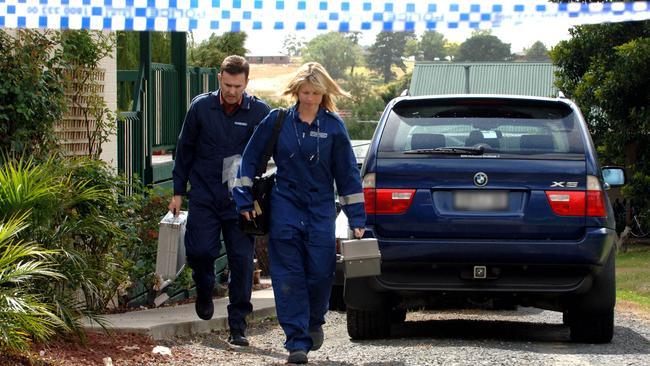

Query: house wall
left=99, top=41, right=118, bottom=170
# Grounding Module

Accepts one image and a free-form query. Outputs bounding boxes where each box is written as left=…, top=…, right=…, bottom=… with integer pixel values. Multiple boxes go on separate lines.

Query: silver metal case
left=155, top=211, right=187, bottom=281
left=340, top=238, right=381, bottom=278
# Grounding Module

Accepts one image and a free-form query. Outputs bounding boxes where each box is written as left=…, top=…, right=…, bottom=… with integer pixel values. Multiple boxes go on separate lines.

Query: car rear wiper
left=404, top=147, right=485, bottom=155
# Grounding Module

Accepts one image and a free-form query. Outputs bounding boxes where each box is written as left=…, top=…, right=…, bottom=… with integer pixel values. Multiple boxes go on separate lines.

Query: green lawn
left=617, top=243, right=650, bottom=311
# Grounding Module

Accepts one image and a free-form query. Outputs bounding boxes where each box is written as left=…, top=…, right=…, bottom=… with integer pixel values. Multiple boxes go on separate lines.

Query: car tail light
left=586, top=175, right=606, bottom=217
left=545, top=176, right=606, bottom=217
left=546, top=191, right=585, bottom=216
left=362, top=173, right=415, bottom=215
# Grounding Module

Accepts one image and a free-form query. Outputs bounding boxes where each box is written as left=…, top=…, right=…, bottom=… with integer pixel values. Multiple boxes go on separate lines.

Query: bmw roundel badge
left=474, top=172, right=488, bottom=187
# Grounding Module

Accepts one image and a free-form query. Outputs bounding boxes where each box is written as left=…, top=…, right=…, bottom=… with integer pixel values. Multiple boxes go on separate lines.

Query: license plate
left=453, top=191, right=508, bottom=211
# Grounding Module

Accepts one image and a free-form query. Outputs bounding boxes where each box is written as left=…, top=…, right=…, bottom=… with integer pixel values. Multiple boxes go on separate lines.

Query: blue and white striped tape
left=1, top=0, right=650, bottom=32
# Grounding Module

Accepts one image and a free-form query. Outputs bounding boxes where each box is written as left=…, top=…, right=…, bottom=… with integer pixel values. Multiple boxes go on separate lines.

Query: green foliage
left=524, top=41, right=551, bottom=62
left=550, top=21, right=650, bottom=204
left=419, top=31, right=448, bottom=61
left=456, top=30, right=512, bottom=62
left=0, top=30, right=66, bottom=160
left=0, top=215, right=66, bottom=354
left=378, top=72, right=412, bottom=104
left=252, top=92, right=285, bottom=109
left=119, top=185, right=176, bottom=298
left=60, top=30, right=116, bottom=159
left=338, top=74, right=385, bottom=121
left=302, top=32, right=363, bottom=79
left=0, top=156, right=143, bottom=338
left=617, top=245, right=650, bottom=311
left=188, top=32, right=247, bottom=68
left=116, top=31, right=171, bottom=70
left=367, top=32, right=416, bottom=83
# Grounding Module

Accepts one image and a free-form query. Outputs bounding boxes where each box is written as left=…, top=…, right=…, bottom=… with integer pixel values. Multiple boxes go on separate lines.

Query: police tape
left=1, top=0, right=649, bottom=33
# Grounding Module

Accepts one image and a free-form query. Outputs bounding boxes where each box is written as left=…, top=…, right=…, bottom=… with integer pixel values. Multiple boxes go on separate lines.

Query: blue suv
left=344, top=95, right=625, bottom=343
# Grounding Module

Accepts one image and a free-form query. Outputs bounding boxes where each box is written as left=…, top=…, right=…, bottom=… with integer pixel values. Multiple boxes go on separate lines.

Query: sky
left=194, top=18, right=573, bottom=55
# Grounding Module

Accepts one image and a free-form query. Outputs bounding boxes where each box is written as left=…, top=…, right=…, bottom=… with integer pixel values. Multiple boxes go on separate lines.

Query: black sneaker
left=309, top=325, right=324, bottom=351
left=194, top=295, right=214, bottom=320
left=287, top=350, right=308, bottom=364
left=228, top=332, right=250, bottom=347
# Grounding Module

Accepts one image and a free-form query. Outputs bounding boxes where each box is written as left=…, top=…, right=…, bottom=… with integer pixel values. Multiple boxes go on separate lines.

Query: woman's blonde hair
left=283, top=62, right=351, bottom=113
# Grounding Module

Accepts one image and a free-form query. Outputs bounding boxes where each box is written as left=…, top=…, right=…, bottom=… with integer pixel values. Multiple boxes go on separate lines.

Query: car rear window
left=378, top=98, right=586, bottom=158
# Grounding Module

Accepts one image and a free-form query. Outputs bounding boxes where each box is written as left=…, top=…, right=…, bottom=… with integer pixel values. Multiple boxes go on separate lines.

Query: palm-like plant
left=0, top=156, right=116, bottom=338
left=0, top=214, right=66, bottom=354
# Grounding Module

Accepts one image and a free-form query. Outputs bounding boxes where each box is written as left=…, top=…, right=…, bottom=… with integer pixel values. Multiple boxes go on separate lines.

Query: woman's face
left=298, top=83, right=323, bottom=109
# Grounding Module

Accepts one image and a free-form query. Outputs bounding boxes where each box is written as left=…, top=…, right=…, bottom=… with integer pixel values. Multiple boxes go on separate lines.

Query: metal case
left=155, top=211, right=187, bottom=281
left=340, top=238, right=381, bottom=278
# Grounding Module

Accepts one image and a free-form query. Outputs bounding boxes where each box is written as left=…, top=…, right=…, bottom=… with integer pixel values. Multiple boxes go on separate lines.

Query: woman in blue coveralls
left=233, top=62, right=366, bottom=364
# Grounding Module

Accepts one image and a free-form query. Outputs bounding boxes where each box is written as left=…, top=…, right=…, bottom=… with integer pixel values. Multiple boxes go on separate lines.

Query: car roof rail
left=557, top=91, right=567, bottom=98
left=400, top=89, right=410, bottom=97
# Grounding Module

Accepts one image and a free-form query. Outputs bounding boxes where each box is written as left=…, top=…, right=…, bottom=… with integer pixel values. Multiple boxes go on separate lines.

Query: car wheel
left=568, top=249, right=615, bottom=343
left=569, top=310, right=614, bottom=343
left=346, top=307, right=390, bottom=340
left=390, top=308, right=406, bottom=324
left=329, top=284, right=346, bottom=311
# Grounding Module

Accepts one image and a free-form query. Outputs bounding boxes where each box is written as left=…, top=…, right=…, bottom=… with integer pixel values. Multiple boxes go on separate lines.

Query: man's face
left=218, top=71, right=248, bottom=105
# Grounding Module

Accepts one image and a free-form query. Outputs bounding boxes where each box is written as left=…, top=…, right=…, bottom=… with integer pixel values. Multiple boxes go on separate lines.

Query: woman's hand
left=353, top=228, right=365, bottom=239
left=240, top=210, right=257, bottom=221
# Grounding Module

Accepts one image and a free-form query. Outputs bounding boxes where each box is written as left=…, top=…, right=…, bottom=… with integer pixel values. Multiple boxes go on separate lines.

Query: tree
left=419, top=31, right=448, bottom=61
left=282, top=34, right=305, bottom=56
left=188, top=32, right=247, bottom=68
left=344, top=32, right=364, bottom=75
left=302, top=32, right=362, bottom=79
left=444, top=42, right=460, bottom=61
left=367, top=31, right=416, bottom=83
left=551, top=20, right=650, bottom=176
left=117, top=31, right=171, bottom=70
left=456, top=30, right=511, bottom=62
left=524, top=41, right=551, bottom=62
left=0, top=30, right=66, bottom=160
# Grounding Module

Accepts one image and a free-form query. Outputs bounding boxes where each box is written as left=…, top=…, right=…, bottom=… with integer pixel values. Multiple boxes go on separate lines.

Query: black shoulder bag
left=239, top=108, right=286, bottom=236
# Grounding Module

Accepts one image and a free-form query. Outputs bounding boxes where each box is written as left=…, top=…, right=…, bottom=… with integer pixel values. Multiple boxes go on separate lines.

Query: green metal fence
left=117, top=64, right=218, bottom=189
left=188, top=66, right=218, bottom=106
left=151, top=63, right=180, bottom=151
left=117, top=65, right=146, bottom=194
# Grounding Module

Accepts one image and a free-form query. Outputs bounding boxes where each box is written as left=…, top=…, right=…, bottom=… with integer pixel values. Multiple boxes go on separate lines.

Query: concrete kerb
left=83, top=284, right=276, bottom=340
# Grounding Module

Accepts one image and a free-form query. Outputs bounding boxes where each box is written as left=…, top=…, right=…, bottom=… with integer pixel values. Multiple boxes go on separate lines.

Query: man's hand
left=168, top=195, right=183, bottom=216
left=353, top=228, right=365, bottom=239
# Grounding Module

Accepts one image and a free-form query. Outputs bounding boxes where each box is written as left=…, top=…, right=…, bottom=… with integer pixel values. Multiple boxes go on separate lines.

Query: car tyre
left=390, top=308, right=407, bottom=324
left=346, top=307, right=390, bottom=340
left=568, top=249, right=615, bottom=343
left=569, top=310, right=614, bottom=343
left=329, top=284, right=346, bottom=311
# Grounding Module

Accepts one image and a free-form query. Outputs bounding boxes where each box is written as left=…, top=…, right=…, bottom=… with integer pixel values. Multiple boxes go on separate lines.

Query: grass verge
left=616, top=243, right=650, bottom=311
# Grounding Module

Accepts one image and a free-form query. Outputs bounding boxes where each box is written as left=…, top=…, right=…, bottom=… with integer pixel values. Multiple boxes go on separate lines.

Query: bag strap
left=256, top=108, right=286, bottom=177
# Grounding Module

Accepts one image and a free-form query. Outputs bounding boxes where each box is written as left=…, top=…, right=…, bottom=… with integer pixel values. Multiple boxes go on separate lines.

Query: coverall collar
left=290, top=103, right=327, bottom=125
left=211, top=90, right=253, bottom=111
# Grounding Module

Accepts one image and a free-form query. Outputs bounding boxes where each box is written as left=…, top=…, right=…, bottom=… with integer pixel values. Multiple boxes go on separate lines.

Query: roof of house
left=409, top=62, right=558, bottom=98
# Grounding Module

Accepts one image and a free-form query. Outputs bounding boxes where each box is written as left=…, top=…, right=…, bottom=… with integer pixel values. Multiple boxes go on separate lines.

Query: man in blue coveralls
left=168, top=55, right=270, bottom=347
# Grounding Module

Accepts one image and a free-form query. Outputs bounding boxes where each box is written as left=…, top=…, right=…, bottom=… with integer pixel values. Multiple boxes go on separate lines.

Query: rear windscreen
left=378, top=98, right=586, bottom=158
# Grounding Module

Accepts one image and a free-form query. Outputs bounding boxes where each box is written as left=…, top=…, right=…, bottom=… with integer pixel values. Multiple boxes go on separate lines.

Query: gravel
left=157, top=304, right=650, bottom=366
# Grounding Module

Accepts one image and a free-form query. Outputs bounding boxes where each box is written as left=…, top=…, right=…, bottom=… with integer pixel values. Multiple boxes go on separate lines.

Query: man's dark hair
left=220, top=55, right=250, bottom=79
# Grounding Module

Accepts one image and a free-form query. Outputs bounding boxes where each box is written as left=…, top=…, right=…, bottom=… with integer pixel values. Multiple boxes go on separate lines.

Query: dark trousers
left=269, top=227, right=336, bottom=352
left=185, top=197, right=254, bottom=333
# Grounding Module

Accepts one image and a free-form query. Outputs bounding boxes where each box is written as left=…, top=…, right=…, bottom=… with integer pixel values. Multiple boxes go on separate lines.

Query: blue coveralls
left=173, top=91, right=270, bottom=334
left=233, top=105, right=366, bottom=352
